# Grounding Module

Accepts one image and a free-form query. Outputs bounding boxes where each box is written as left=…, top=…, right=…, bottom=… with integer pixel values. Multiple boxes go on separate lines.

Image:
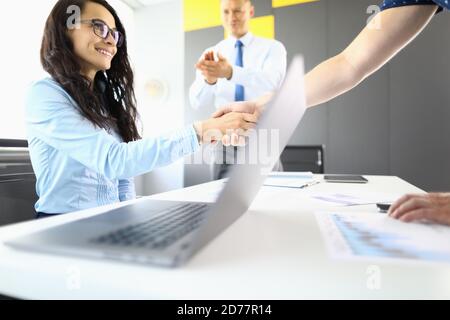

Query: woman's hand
left=388, top=193, right=450, bottom=226
left=207, top=94, right=273, bottom=145
left=194, top=112, right=258, bottom=146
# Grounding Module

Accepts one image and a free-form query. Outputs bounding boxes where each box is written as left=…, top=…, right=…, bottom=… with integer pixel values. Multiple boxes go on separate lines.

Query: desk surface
left=1, top=175, right=449, bottom=299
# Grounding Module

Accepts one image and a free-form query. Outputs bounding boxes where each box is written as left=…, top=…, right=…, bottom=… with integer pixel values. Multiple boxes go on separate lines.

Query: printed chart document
left=315, top=211, right=450, bottom=264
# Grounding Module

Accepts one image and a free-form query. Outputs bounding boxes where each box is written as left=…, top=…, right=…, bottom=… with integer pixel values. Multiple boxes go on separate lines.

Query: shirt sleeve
left=229, top=40, right=287, bottom=92
left=118, top=177, right=136, bottom=202
left=380, top=0, right=443, bottom=13
left=26, top=79, right=200, bottom=181
left=189, top=47, right=217, bottom=110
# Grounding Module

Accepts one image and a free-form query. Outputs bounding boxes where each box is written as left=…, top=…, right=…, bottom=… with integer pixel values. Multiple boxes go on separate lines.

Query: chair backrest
left=280, top=145, right=325, bottom=174
left=0, top=140, right=37, bottom=226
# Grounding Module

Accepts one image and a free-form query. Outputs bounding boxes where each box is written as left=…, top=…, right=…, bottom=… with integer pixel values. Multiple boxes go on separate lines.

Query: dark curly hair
left=40, top=0, right=141, bottom=142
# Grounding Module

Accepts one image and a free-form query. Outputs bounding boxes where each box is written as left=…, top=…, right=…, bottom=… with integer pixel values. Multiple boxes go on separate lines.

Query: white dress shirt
left=189, top=32, right=287, bottom=110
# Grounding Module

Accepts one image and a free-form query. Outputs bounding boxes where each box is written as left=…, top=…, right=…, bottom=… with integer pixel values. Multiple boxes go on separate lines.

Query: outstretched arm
left=305, top=5, right=438, bottom=108
left=212, top=5, right=438, bottom=116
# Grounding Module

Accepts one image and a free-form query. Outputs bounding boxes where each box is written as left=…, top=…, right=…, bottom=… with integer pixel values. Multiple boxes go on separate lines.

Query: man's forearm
left=251, top=54, right=361, bottom=111
left=304, top=53, right=363, bottom=108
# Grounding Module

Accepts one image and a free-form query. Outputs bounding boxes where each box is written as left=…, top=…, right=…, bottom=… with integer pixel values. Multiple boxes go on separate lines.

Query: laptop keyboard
left=90, top=203, right=209, bottom=250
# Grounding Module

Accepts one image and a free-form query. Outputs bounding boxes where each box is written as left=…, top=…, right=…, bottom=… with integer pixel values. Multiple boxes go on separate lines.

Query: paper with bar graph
left=315, top=211, right=450, bottom=264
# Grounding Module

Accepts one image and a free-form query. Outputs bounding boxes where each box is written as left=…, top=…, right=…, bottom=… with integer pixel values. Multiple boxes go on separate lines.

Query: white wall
left=108, top=0, right=136, bottom=55
left=0, top=1, right=55, bottom=139
left=132, top=0, right=185, bottom=195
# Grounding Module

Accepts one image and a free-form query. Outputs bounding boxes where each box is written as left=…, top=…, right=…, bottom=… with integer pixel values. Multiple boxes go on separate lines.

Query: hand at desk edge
left=388, top=193, right=450, bottom=226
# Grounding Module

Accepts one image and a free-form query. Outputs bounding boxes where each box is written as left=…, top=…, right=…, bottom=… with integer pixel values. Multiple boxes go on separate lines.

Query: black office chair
left=0, top=139, right=37, bottom=226
left=280, top=145, right=325, bottom=174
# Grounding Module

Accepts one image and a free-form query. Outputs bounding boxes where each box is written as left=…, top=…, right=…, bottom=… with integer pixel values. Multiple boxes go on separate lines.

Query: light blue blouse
left=26, top=77, right=199, bottom=214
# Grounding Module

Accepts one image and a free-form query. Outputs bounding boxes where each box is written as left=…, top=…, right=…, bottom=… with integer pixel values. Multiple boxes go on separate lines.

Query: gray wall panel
left=274, top=1, right=329, bottom=154
left=252, top=0, right=272, bottom=17
left=327, top=0, right=390, bottom=175
left=389, top=14, right=450, bottom=191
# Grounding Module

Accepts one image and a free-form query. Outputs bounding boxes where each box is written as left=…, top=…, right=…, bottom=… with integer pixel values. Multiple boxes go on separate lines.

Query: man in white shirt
left=189, top=0, right=287, bottom=179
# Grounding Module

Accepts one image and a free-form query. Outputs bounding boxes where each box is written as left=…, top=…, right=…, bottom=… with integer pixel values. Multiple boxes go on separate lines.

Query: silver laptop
left=6, top=56, right=307, bottom=268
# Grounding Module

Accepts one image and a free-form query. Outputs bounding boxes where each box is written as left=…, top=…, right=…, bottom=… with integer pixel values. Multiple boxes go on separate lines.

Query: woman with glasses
left=28, top=0, right=257, bottom=218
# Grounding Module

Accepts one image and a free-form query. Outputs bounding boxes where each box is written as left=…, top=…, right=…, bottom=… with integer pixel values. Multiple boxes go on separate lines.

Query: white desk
left=0, top=175, right=449, bottom=299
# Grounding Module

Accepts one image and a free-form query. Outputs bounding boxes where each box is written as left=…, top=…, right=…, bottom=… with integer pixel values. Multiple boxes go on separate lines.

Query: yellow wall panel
left=272, top=0, right=319, bottom=8
left=184, top=0, right=222, bottom=32
left=225, top=15, right=274, bottom=39
left=249, top=15, right=275, bottom=39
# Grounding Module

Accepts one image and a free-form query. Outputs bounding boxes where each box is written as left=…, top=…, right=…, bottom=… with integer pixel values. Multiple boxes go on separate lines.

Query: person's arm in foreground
left=215, top=5, right=438, bottom=114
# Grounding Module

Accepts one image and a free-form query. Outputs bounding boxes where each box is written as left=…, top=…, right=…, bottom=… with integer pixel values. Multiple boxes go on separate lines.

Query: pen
left=300, top=180, right=321, bottom=189
left=264, top=180, right=321, bottom=189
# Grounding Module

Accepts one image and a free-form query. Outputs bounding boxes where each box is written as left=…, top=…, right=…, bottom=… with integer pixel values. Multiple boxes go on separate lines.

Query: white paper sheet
left=308, top=192, right=399, bottom=206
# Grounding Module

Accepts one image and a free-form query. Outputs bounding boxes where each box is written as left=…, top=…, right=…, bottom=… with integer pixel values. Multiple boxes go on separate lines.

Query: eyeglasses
left=79, top=19, right=124, bottom=48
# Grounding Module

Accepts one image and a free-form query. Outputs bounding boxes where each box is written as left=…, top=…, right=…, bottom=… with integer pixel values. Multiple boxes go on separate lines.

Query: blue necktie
left=234, top=40, right=244, bottom=101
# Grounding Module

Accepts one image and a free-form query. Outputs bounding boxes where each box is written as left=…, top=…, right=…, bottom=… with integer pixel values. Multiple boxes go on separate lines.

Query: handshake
left=193, top=50, right=273, bottom=146
left=193, top=100, right=262, bottom=147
